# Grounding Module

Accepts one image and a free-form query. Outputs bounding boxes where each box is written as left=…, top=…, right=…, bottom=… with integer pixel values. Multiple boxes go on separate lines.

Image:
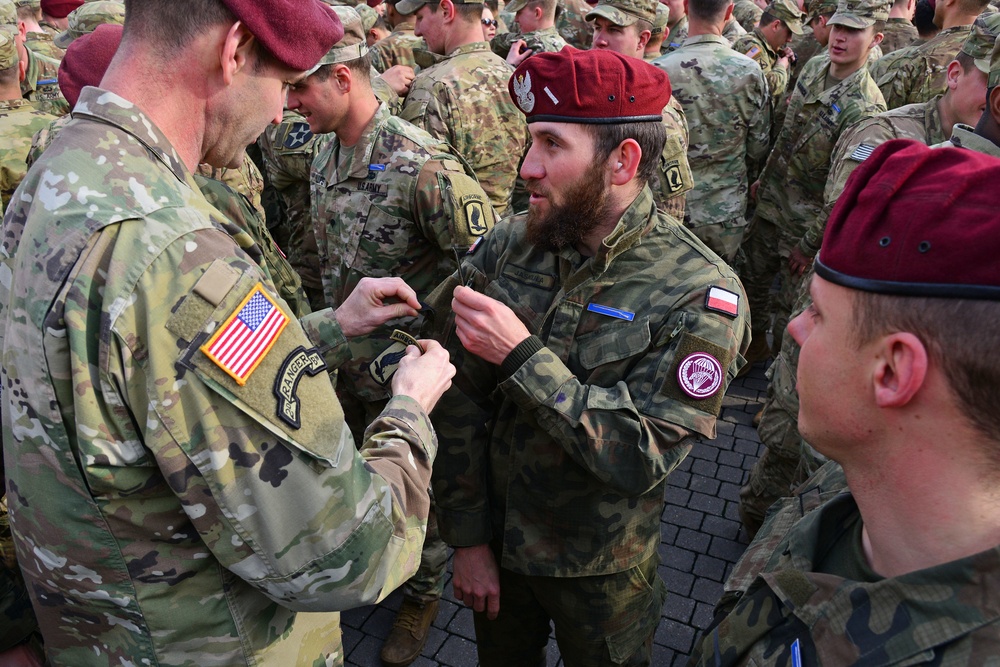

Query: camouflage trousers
left=473, top=552, right=666, bottom=667
left=738, top=215, right=806, bottom=355
left=687, top=217, right=749, bottom=265
left=340, top=390, right=448, bottom=602
left=739, top=291, right=824, bottom=539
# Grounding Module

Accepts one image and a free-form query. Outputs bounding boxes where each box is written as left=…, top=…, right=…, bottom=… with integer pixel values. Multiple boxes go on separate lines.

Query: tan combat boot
left=379, top=597, right=439, bottom=667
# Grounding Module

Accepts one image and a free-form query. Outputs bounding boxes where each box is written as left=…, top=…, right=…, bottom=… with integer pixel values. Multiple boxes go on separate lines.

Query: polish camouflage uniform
left=258, top=111, right=327, bottom=311
left=400, top=40, right=528, bottom=217
left=491, top=24, right=568, bottom=57
left=653, top=33, right=770, bottom=262
left=1, top=86, right=438, bottom=667
left=697, top=461, right=1000, bottom=665
left=0, top=99, right=56, bottom=212
left=733, top=0, right=764, bottom=31
left=879, top=15, right=918, bottom=53
left=556, top=0, right=595, bottom=47
left=871, top=22, right=977, bottom=108
left=741, top=0, right=886, bottom=356
left=372, top=16, right=423, bottom=70
left=738, top=69, right=946, bottom=539
left=427, top=184, right=750, bottom=665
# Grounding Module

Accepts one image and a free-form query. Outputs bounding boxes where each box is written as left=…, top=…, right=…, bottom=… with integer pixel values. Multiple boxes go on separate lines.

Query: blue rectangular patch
left=368, top=164, right=387, bottom=171
left=791, top=639, right=802, bottom=667
left=587, top=303, right=635, bottom=321
left=831, top=103, right=841, bottom=113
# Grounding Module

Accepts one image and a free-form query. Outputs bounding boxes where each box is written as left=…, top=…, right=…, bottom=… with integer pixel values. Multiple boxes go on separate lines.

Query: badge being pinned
left=201, top=285, right=289, bottom=386
left=513, top=71, right=535, bottom=113
left=677, top=352, right=723, bottom=400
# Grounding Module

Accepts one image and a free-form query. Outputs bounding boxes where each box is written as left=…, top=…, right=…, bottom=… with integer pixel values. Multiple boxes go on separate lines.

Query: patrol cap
left=804, top=0, right=837, bottom=22
left=827, top=0, right=889, bottom=29
left=505, top=0, right=530, bottom=14
left=0, top=0, right=15, bottom=26
left=395, top=0, right=482, bottom=18
left=14, top=0, right=40, bottom=9
left=650, top=2, right=669, bottom=36
left=586, top=0, right=657, bottom=27
left=765, top=0, right=805, bottom=33
left=963, top=12, right=1000, bottom=74
left=0, top=28, right=15, bottom=69
left=58, top=22, right=120, bottom=106
left=307, top=5, right=368, bottom=73
left=355, top=2, right=380, bottom=32
left=990, top=32, right=1000, bottom=87
left=39, top=0, right=82, bottom=18
left=509, top=46, right=670, bottom=123
left=219, top=0, right=344, bottom=72
left=54, top=1, right=124, bottom=49
left=817, top=139, right=1000, bottom=300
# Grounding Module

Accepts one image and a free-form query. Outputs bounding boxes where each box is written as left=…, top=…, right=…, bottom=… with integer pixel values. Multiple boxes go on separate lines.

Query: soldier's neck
left=686, top=16, right=726, bottom=38
left=336, top=91, right=380, bottom=148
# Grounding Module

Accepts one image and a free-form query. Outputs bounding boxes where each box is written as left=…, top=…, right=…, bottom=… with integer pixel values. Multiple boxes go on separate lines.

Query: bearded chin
left=525, top=166, right=613, bottom=252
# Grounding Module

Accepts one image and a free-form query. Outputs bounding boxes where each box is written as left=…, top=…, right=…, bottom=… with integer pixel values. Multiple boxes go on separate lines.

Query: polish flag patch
left=201, top=284, right=289, bottom=385
left=705, top=287, right=740, bottom=318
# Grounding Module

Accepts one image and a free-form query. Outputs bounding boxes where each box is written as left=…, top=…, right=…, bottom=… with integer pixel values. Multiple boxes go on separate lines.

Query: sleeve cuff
left=499, top=335, right=543, bottom=381
left=299, top=307, right=353, bottom=370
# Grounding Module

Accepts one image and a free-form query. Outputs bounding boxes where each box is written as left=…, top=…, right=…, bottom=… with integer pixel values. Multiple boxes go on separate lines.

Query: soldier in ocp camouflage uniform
left=880, top=0, right=918, bottom=52
left=399, top=0, right=527, bottom=217
left=693, top=140, right=1000, bottom=667
left=936, top=31, right=1000, bottom=154
left=733, top=0, right=763, bottom=31
left=428, top=47, right=749, bottom=667
left=1, top=0, right=67, bottom=115
left=556, top=0, right=595, bottom=46
left=732, top=0, right=805, bottom=113
left=286, top=12, right=495, bottom=663
left=491, top=0, right=568, bottom=58
left=0, top=30, right=55, bottom=211
left=1, top=1, right=457, bottom=665
left=17, top=0, right=63, bottom=61
left=644, top=1, right=670, bottom=58
left=653, top=0, right=770, bottom=262
left=373, top=0, right=425, bottom=69
left=869, top=0, right=990, bottom=107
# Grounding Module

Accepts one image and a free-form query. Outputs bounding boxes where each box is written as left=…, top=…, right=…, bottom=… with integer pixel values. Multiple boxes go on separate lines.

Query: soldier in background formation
left=881, top=0, right=918, bottom=51
left=490, top=0, right=567, bottom=63
left=644, top=1, right=669, bottom=57
left=733, top=0, right=804, bottom=116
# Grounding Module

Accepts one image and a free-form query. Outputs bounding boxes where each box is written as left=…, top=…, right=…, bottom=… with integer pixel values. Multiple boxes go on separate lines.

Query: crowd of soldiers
left=1, top=0, right=999, bottom=665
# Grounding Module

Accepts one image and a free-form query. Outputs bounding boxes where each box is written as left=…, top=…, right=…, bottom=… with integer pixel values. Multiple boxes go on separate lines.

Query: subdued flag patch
left=201, top=285, right=289, bottom=385
left=850, top=143, right=876, bottom=162
left=705, top=286, right=740, bottom=317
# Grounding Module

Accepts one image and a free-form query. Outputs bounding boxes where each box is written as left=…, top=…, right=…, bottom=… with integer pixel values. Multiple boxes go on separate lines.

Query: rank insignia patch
left=201, top=285, right=289, bottom=385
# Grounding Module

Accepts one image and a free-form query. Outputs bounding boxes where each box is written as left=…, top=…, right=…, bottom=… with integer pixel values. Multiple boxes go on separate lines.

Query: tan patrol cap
left=0, top=28, right=15, bottom=68
left=308, top=4, right=369, bottom=73
left=586, top=0, right=658, bottom=27
left=766, top=0, right=805, bottom=34
left=650, top=2, right=669, bottom=35
left=827, top=0, right=889, bottom=29
left=54, top=0, right=124, bottom=49
left=963, top=11, right=1000, bottom=73
left=989, top=32, right=1000, bottom=87
left=0, top=0, right=16, bottom=26
left=14, top=0, right=40, bottom=9
left=804, top=0, right=837, bottom=22
left=395, top=0, right=481, bottom=17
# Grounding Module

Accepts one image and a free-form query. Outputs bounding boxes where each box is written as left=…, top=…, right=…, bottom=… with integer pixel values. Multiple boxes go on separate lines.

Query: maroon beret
left=817, top=139, right=1000, bottom=299
left=220, top=0, right=344, bottom=71
left=40, top=0, right=84, bottom=19
left=367, top=0, right=384, bottom=7
left=58, top=23, right=122, bottom=107
left=508, top=46, right=671, bottom=124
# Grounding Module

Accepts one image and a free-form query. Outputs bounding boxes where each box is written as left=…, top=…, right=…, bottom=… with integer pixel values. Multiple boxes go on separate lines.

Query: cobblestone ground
left=342, top=362, right=770, bottom=667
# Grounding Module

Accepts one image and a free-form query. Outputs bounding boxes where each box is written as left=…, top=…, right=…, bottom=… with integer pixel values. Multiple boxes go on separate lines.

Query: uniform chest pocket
left=575, top=317, right=651, bottom=370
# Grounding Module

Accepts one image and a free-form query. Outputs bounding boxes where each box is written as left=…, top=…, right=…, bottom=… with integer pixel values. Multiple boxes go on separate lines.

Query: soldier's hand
left=391, top=340, right=455, bottom=413
left=335, top=277, right=421, bottom=338
left=452, top=544, right=501, bottom=620
left=788, top=246, right=813, bottom=277
left=452, top=285, right=531, bottom=366
left=749, top=179, right=760, bottom=202
left=379, top=65, right=416, bottom=96
left=506, top=39, right=533, bottom=67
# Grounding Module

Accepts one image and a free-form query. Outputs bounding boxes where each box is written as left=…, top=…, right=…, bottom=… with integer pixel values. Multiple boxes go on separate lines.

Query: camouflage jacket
left=556, top=0, right=595, bottom=48
left=426, top=186, right=750, bottom=576
left=0, top=87, right=437, bottom=666
left=799, top=95, right=945, bottom=256
left=724, top=17, right=748, bottom=43
left=654, top=34, right=770, bottom=228
left=756, top=60, right=885, bottom=245
left=20, top=47, right=67, bottom=116
left=310, top=102, right=495, bottom=403
left=655, top=97, right=695, bottom=220
left=872, top=25, right=972, bottom=109
left=689, top=462, right=1000, bottom=666
left=401, top=41, right=527, bottom=217
left=258, top=111, right=324, bottom=296
left=733, top=0, right=763, bottom=32
left=734, top=29, right=789, bottom=104
left=789, top=33, right=824, bottom=86
left=24, top=30, right=63, bottom=62
left=373, top=20, right=424, bottom=71
left=664, top=14, right=689, bottom=52
left=938, top=122, right=1000, bottom=157
left=879, top=17, right=918, bottom=54
left=491, top=25, right=568, bottom=58
left=0, top=99, right=55, bottom=213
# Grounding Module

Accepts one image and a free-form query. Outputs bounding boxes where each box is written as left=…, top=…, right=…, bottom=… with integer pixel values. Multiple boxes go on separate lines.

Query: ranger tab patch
left=201, top=284, right=289, bottom=386
left=273, top=346, right=327, bottom=429
left=704, top=287, right=740, bottom=318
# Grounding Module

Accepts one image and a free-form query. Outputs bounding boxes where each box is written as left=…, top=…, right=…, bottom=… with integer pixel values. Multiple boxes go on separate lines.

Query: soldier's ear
left=609, top=138, right=641, bottom=186
left=220, top=21, right=254, bottom=86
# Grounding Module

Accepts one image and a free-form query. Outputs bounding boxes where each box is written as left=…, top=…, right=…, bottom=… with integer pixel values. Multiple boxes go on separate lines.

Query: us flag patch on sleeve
left=850, top=143, right=876, bottom=162
left=705, top=287, right=740, bottom=317
left=201, top=284, right=289, bottom=385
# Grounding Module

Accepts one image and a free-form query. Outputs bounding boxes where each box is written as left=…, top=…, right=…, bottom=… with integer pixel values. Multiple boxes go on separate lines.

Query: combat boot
left=380, top=597, right=439, bottom=667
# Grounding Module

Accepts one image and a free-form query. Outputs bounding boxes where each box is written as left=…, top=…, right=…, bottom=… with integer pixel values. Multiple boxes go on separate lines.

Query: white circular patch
left=677, top=352, right=723, bottom=399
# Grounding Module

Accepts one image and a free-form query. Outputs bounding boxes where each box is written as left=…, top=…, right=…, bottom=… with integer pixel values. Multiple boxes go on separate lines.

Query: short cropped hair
left=427, top=0, right=485, bottom=23
left=688, top=0, right=732, bottom=23
left=852, top=292, right=1000, bottom=449
left=585, top=120, right=666, bottom=187
left=523, top=0, right=558, bottom=19
left=123, top=0, right=235, bottom=52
